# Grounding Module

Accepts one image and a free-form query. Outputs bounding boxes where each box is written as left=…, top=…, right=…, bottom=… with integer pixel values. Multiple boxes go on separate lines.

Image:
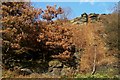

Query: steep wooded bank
left=1, top=2, right=119, bottom=78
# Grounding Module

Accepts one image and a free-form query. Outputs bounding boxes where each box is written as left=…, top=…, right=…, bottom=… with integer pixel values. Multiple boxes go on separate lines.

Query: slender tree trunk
left=91, top=44, right=97, bottom=75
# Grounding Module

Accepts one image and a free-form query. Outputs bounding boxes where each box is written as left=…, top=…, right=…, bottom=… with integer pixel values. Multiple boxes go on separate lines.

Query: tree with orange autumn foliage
left=1, top=2, right=75, bottom=69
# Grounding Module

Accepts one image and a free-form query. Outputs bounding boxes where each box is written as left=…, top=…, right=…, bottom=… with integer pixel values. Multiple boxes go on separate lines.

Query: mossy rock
left=48, top=60, right=62, bottom=68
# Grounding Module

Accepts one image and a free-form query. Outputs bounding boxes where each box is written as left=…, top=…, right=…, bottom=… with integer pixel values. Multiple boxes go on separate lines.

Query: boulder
left=48, top=60, right=63, bottom=76
left=73, top=21, right=83, bottom=25
left=81, top=13, right=88, bottom=22
left=51, top=68, right=62, bottom=76
left=14, top=66, right=33, bottom=75
left=70, top=13, right=89, bottom=25
left=48, top=60, right=62, bottom=68
left=89, top=13, right=99, bottom=22
left=61, top=67, right=71, bottom=76
left=70, top=20, right=75, bottom=23
left=20, top=68, right=33, bottom=75
left=81, top=13, right=88, bottom=17
left=80, top=17, right=88, bottom=22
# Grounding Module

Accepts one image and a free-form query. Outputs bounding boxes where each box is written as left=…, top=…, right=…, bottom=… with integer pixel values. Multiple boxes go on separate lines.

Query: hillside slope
left=68, top=21, right=119, bottom=75
left=63, top=18, right=118, bottom=73
left=2, top=18, right=119, bottom=78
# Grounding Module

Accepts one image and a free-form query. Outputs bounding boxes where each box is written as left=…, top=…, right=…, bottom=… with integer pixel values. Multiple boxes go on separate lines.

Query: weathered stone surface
left=73, top=21, right=82, bottom=24
left=14, top=66, right=33, bottom=75
left=70, top=13, right=88, bottom=25
left=61, top=67, right=71, bottom=76
left=61, top=67, right=77, bottom=77
left=51, top=68, right=62, bottom=76
left=81, top=13, right=88, bottom=22
left=20, top=68, right=33, bottom=75
left=63, top=65, right=69, bottom=68
left=48, top=60, right=62, bottom=68
left=89, top=13, right=99, bottom=22
left=48, top=60, right=63, bottom=75
left=70, top=20, right=75, bottom=23
left=70, top=13, right=100, bottom=25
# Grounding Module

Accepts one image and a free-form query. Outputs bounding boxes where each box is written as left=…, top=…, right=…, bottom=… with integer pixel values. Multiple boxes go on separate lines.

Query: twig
left=6, top=47, right=9, bottom=53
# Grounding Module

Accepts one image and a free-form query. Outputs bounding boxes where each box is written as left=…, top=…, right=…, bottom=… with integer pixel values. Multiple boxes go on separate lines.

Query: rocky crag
left=70, top=13, right=106, bottom=25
